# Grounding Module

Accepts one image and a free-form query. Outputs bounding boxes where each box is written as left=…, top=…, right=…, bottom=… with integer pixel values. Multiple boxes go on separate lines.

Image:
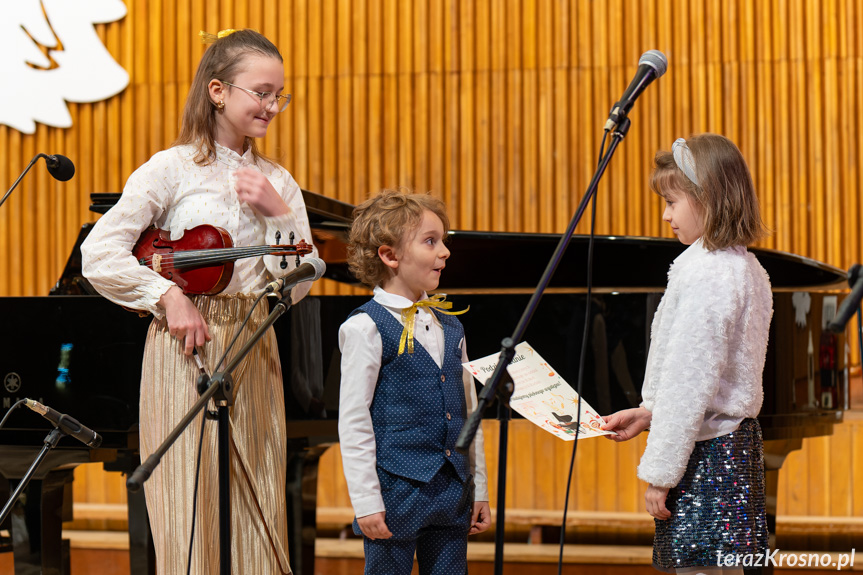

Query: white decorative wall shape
left=0, top=0, right=129, bottom=134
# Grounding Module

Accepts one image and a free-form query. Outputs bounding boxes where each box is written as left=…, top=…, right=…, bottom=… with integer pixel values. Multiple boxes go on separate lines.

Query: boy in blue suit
left=338, top=190, right=491, bottom=574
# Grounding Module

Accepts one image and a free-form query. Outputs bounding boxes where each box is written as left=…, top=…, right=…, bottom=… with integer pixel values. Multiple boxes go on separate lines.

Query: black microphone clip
left=24, top=399, right=102, bottom=448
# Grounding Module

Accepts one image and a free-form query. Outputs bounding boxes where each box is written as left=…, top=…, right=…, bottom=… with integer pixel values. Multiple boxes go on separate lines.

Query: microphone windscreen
left=306, top=257, right=327, bottom=280
left=639, top=50, right=668, bottom=77
left=46, top=154, right=75, bottom=182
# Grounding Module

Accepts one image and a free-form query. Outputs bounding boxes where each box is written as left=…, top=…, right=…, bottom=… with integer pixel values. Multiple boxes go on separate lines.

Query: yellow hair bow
left=199, top=29, right=240, bottom=44
left=398, top=294, right=469, bottom=355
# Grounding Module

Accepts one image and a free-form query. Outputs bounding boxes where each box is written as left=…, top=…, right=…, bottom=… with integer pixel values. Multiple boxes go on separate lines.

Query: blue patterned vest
left=352, top=299, right=470, bottom=483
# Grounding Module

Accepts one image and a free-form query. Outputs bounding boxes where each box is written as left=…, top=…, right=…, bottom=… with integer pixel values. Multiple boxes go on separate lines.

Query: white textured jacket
left=637, top=240, right=773, bottom=488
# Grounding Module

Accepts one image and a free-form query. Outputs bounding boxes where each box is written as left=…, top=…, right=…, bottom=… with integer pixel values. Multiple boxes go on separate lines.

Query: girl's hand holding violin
left=234, top=167, right=291, bottom=217
left=159, top=286, right=212, bottom=355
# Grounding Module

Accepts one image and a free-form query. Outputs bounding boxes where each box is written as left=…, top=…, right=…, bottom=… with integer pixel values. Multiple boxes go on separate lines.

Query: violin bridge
left=152, top=254, right=163, bottom=273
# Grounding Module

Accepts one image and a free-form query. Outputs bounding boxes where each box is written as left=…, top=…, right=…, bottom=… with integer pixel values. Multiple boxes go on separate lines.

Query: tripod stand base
left=0, top=461, right=82, bottom=575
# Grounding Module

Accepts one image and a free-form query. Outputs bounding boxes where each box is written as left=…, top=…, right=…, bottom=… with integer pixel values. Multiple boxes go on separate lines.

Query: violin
left=133, top=224, right=313, bottom=295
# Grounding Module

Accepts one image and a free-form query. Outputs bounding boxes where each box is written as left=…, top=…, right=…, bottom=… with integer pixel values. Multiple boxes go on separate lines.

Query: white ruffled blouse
left=637, top=239, right=773, bottom=488
left=81, top=143, right=316, bottom=316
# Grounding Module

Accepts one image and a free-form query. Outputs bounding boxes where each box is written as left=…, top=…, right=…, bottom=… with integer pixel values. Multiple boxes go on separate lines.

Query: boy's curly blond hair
left=347, top=189, right=450, bottom=288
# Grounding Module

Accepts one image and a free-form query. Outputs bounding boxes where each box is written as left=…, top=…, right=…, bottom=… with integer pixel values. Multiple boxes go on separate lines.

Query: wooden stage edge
left=0, top=532, right=860, bottom=575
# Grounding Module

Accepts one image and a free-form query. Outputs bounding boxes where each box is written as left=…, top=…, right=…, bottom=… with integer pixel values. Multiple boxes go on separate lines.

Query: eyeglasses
left=222, top=82, right=292, bottom=113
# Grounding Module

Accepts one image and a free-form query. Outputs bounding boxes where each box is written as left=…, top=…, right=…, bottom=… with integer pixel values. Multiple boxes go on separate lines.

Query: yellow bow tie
left=398, top=294, right=469, bottom=355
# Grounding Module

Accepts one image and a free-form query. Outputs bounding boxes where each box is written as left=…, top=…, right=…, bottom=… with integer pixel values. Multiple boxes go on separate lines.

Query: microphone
left=264, top=257, right=326, bottom=294
left=24, top=399, right=103, bottom=448
left=1, top=153, right=76, bottom=209
left=604, top=50, right=668, bottom=131
left=827, top=264, right=863, bottom=333
left=44, top=154, right=76, bottom=182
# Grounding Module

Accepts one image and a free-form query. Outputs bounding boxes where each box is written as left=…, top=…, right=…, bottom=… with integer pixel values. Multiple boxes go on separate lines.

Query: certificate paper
left=464, top=341, right=615, bottom=440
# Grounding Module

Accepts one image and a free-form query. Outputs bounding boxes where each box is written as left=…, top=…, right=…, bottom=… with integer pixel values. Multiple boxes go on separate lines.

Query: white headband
left=671, top=138, right=699, bottom=186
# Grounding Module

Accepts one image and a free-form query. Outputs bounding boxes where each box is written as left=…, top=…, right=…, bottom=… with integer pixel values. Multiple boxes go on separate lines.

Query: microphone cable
left=184, top=288, right=268, bottom=574
left=185, top=404, right=209, bottom=575
left=184, top=276, right=295, bottom=572
left=0, top=399, right=27, bottom=430
left=857, top=310, right=863, bottom=394
left=557, top=130, right=608, bottom=575
left=213, top=289, right=271, bottom=374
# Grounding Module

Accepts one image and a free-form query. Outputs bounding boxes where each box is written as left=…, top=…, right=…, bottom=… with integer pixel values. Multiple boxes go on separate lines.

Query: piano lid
left=88, top=190, right=848, bottom=292
left=295, top=190, right=847, bottom=291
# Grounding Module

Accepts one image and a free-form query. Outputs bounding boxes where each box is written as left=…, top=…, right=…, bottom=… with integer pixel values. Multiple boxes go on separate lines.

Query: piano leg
left=759, top=438, right=804, bottom=575
left=126, top=485, right=155, bottom=575
left=8, top=469, right=75, bottom=575
left=104, top=452, right=156, bottom=575
left=285, top=441, right=334, bottom=575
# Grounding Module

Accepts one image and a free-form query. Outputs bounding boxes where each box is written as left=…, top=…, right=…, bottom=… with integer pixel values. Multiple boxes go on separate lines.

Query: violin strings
left=140, top=246, right=291, bottom=268
left=141, top=247, right=274, bottom=263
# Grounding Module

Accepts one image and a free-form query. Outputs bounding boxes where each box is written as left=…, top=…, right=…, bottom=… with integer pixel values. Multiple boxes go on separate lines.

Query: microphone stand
left=127, top=287, right=296, bottom=575
left=0, top=428, right=65, bottom=525
left=455, top=118, right=632, bottom=575
left=827, top=264, right=863, bottom=333
left=1, top=153, right=50, bottom=209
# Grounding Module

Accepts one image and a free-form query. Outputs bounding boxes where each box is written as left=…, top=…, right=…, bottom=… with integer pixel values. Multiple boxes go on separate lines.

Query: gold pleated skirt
left=139, top=295, right=291, bottom=575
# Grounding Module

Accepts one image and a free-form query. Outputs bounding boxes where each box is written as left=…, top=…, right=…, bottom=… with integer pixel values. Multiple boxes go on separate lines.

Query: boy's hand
left=469, top=501, right=491, bottom=534
left=357, top=511, right=392, bottom=540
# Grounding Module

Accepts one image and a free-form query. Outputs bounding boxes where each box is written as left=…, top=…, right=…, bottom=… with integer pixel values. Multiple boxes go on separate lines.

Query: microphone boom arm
left=1, top=153, right=74, bottom=209
left=1, top=154, right=43, bottom=209
left=127, top=288, right=296, bottom=492
left=456, top=118, right=632, bottom=452
left=827, top=264, right=863, bottom=333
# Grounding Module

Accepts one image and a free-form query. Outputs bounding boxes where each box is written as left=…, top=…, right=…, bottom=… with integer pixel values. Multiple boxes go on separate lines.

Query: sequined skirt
left=139, top=294, right=291, bottom=575
left=653, top=418, right=768, bottom=571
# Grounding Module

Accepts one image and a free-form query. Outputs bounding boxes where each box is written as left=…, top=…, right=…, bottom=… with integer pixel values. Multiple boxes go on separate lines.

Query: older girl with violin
left=82, top=29, right=314, bottom=574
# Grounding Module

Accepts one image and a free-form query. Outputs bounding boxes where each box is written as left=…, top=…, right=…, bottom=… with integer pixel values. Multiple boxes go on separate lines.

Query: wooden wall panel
left=777, top=413, right=863, bottom=521
left=2, top=0, right=862, bottom=537
left=3, top=1, right=860, bottom=290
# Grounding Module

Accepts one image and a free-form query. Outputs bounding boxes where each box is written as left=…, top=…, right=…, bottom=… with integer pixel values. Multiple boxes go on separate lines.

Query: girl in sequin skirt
left=82, top=30, right=317, bottom=574
left=601, top=134, right=773, bottom=574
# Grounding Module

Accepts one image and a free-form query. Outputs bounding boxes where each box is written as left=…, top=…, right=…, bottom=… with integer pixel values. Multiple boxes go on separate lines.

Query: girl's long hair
left=174, top=29, right=282, bottom=166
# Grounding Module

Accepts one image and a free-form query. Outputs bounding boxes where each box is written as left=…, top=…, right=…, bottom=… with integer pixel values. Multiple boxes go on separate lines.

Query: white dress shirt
left=338, top=286, right=489, bottom=518
left=81, top=143, right=316, bottom=314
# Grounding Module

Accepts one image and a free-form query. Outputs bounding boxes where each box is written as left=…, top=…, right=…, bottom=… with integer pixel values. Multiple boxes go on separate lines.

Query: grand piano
left=0, top=190, right=849, bottom=574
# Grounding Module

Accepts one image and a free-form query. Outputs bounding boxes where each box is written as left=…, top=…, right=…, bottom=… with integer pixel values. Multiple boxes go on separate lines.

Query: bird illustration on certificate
left=464, top=341, right=616, bottom=440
